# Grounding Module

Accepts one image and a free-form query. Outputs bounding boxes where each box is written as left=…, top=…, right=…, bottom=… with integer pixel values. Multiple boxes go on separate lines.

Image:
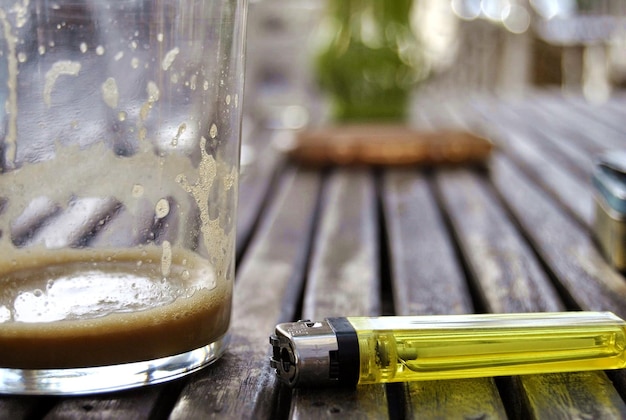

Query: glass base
left=0, top=334, right=229, bottom=395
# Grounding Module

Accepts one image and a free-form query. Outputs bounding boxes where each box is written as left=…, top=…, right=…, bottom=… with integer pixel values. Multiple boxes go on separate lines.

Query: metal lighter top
left=270, top=312, right=626, bottom=388
left=269, top=318, right=360, bottom=387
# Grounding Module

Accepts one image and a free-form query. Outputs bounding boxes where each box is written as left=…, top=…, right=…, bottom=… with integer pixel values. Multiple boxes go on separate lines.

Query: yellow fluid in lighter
left=350, top=312, right=626, bottom=384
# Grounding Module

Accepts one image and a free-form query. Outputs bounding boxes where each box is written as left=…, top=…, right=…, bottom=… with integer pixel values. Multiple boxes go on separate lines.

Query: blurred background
left=243, top=0, right=626, bottom=129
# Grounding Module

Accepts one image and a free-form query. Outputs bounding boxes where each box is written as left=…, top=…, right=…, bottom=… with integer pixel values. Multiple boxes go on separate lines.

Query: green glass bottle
left=315, top=0, right=424, bottom=122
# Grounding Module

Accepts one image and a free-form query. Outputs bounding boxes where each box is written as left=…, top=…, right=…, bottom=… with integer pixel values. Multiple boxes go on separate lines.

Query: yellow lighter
left=269, top=312, right=626, bottom=387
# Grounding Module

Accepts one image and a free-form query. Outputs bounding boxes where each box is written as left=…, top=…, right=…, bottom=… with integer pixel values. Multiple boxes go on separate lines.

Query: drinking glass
left=0, top=0, right=246, bottom=394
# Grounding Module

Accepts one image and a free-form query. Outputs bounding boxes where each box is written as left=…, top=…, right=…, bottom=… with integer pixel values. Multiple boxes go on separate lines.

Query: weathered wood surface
left=411, top=101, right=616, bottom=419
left=42, top=386, right=171, bottom=420
left=236, top=127, right=286, bottom=259
left=470, top=101, right=593, bottom=226
left=416, top=95, right=626, bottom=419
left=5, top=93, right=626, bottom=419
left=436, top=164, right=626, bottom=419
left=382, top=168, right=508, bottom=419
left=382, top=169, right=472, bottom=316
left=293, top=168, right=388, bottom=419
left=491, top=154, right=626, bottom=314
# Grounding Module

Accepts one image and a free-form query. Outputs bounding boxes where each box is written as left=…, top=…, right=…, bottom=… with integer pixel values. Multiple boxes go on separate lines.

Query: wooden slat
left=43, top=386, right=168, bottom=420
left=405, top=378, right=506, bottom=419
left=471, top=101, right=593, bottom=226
left=539, top=92, right=626, bottom=147
left=301, top=168, right=379, bottom=319
left=291, top=387, right=388, bottom=420
left=168, top=167, right=322, bottom=419
left=236, top=127, right=284, bottom=259
left=292, top=168, right=388, bottom=419
left=435, top=168, right=563, bottom=313
left=0, top=396, right=57, bottom=419
left=518, top=372, right=626, bottom=419
left=382, top=168, right=508, bottom=419
left=597, top=95, right=626, bottom=136
left=493, top=94, right=615, bottom=158
left=491, top=100, right=593, bottom=177
left=382, top=169, right=472, bottom=315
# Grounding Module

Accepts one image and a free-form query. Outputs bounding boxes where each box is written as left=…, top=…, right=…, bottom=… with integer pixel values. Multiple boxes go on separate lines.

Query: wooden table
left=3, top=91, right=626, bottom=418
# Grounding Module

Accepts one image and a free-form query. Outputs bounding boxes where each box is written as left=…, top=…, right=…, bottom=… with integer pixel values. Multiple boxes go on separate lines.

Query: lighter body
left=270, top=312, right=626, bottom=387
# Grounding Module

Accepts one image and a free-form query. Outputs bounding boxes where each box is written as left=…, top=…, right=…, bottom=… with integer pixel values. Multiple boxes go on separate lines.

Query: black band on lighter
left=327, top=317, right=360, bottom=386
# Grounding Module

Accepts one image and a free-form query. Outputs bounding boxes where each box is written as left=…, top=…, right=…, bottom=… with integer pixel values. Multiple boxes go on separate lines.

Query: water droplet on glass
left=147, top=81, right=160, bottom=102
left=171, top=122, right=187, bottom=147
left=132, top=184, right=144, bottom=198
left=101, top=77, right=119, bottom=109
left=155, top=198, right=170, bottom=218
left=162, top=47, right=180, bottom=71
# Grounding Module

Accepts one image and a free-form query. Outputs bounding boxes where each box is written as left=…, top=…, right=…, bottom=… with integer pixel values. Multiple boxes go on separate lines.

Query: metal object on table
left=593, top=151, right=626, bottom=271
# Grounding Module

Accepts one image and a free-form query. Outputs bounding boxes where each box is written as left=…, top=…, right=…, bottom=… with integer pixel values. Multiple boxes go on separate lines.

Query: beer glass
left=0, top=0, right=246, bottom=394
